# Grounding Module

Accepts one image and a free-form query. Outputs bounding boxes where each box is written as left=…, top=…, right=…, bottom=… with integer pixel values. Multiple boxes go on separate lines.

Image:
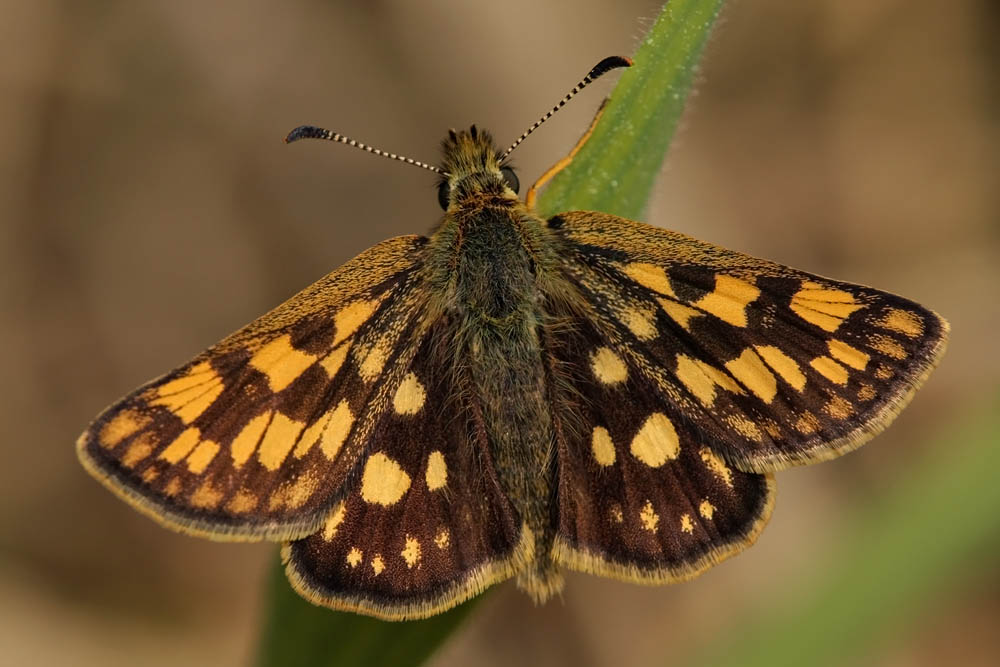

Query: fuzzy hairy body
left=423, top=132, right=579, bottom=596
left=425, top=202, right=566, bottom=596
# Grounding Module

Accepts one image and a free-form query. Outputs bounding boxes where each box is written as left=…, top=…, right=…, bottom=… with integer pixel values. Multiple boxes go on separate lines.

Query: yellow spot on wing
left=425, top=451, right=447, bottom=490
left=795, top=412, right=820, bottom=434
left=755, top=345, right=806, bottom=391
left=700, top=448, right=734, bottom=488
left=321, top=401, right=354, bottom=460
left=334, top=299, right=377, bottom=346
left=869, top=334, right=907, bottom=360
left=825, top=395, right=854, bottom=420
left=294, top=411, right=330, bottom=458
left=360, top=452, right=411, bottom=505
left=639, top=500, right=659, bottom=532
left=680, top=514, right=694, bottom=534
left=656, top=297, right=700, bottom=330
left=591, top=426, right=616, bottom=466
left=699, top=500, right=716, bottom=520
left=790, top=281, right=863, bottom=331
left=249, top=335, right=317, bottom=392
left=159, top=427, right=201, bottom=464
left=227, top=490, right=258, bottom=514
left=434, top=528, right=450, bottom=549
left=100, top=408, right=150, bottom=448
left=269, top=471, right=320, bottom=511
left=810, top=356, right=849, bottom=385
left=676, top=354, right=745, bottom=406
left=630, top=413, right=680, bottom=467
left=372, top=555, right=385, bottom=576
left=725, top=348, right=777, bottom=403
left=692, top=275, right=760, bottom=327
left=875, top=364, right=894, bottom=380
left=359, top=338, right=389, bottom=381
left=231, top=412, right=270, bottom=467
left=858, top=384, right=876, bottom=401
left=828, top=339, right=869, bottom=370
left=346, top=547, right=362, bottom=568
left=393, top=372, right=426, bottom=415
left=185, top=438, right=220, bottom=474
left=623, top=262, right=676, bottom=297
left=257, top=413, right=306, bottom=471
left=151, top=363, right=224, bottom=424
left=620, top=306, right=657, bottom=340
left=725, top=414, right=762, bottom=441
left=590, top=347, right=628, bottom=385
left=401, top=535, right=421, bottom=568
left=319, top=343, right=350, bottom=378
left=163, top=477, right=182, bottom=497
left=296, top=402, right=354, bottom=461
left=610, top=505, right=624, bottom=524
left=156, top=361, right=215, bottom=394
left=190, top=480, right=223, bottom=509
left=879, top=308, right=923, bottom=338
left=322, top=502, right=346, bottom=541
left=122, top=433, right=155, bottom=468
left=795, top=282, right=857, bottom=302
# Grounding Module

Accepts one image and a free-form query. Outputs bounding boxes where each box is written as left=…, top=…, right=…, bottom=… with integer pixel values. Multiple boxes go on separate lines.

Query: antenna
left=284, top=125, right=445, bottom=175
left=499, top=55, right=631, bottom=161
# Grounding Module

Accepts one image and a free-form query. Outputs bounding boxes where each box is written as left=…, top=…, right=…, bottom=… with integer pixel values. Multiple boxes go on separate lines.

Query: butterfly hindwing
left=76, top=235, right=430, bottom=541
left=547, top=315, right=775, bottom=581
left=550, top=210, right=948, bottom=473
left=283, top=322, right=527, bottom=620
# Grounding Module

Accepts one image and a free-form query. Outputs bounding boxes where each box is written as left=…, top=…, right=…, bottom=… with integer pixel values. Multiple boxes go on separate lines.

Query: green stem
left=538, top=0, right=726, bottom=220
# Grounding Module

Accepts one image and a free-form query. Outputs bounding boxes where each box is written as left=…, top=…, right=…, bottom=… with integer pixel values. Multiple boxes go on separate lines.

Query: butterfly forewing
left=551, top=211, right=948, bottom=474
left=283, top=321, right=526, bottom=620
left=77, top=235, right=428, bottom=540
left=547, top=314, right=775, bottom=581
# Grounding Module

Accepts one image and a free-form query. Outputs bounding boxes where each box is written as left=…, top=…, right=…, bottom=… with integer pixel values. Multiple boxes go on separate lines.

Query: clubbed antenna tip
left=283, top=124, right=444, bottom=174
left=500, top=55, right=632, bottom=161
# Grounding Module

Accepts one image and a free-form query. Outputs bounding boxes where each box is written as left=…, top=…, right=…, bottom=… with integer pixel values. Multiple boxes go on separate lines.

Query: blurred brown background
left=2, top=1, right=997, bottom=665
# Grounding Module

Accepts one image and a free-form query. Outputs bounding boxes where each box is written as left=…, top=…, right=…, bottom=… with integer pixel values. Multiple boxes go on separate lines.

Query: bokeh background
left=2, top=1, right=997, bottom=665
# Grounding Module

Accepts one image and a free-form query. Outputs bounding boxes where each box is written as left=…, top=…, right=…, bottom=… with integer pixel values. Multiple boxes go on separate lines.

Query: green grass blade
left=680, top=396, right=1000, bottom=667
left=538, top=0, right=726, bottom=220
left=255, top=3, right=726, bottom=665
left=255, top=559, right=481, bottom=667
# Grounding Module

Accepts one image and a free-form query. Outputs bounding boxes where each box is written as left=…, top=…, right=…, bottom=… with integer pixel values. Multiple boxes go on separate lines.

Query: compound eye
left=500, top=166, right=520, bottom=194
left=437, top=181, right=450, bottom=210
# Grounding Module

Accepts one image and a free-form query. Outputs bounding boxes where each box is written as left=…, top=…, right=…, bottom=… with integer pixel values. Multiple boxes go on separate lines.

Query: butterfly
left=77, top=56, right=948, bottom=620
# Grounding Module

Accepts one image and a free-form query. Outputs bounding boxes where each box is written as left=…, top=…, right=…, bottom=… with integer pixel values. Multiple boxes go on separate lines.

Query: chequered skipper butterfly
left=78, top=57, right=948, bottom=620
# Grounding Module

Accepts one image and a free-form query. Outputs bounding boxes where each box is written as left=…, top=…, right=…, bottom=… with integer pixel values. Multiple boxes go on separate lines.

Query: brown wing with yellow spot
left=77, top=236, right=432, bottom=541
left=547, top=315, right=775, bottom=581
left=283, top=322, right=526, bottom=621
left=550, top=210, right=948, bottom=474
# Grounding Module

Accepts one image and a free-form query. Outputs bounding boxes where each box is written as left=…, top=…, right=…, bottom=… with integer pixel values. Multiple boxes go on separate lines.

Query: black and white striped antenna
left=284, top=125, right=445, bottom=175
left=499, top=55, right=631, bottom=161
left=284, top=55, right=631, bottom=174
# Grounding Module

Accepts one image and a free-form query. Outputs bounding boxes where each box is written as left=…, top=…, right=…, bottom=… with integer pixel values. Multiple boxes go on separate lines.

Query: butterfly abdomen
left=422, top=196, right=568, bottom=598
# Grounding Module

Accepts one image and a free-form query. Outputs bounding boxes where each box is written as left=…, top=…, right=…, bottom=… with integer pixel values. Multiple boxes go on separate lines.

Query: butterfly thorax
left=420, top=127, right=570, bottom=597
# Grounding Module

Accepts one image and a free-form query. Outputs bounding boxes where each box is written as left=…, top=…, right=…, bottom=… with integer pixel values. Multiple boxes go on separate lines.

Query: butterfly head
left=437, top=125, right=520, bottom=211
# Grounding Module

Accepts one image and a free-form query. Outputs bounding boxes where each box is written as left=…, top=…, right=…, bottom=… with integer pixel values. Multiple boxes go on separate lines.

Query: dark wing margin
left=549, top=211, right=948, bottom=474
left=282, top=323, right=528, bottom=620
left=77, top=235, right=431, bottom=542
